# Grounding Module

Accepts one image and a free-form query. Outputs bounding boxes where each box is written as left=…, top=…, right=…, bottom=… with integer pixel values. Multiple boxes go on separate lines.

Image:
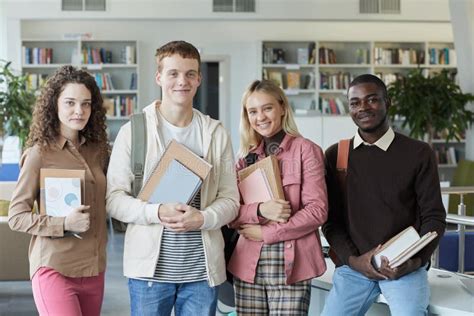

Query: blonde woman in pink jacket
left=228, top=79, right=328, bottom=315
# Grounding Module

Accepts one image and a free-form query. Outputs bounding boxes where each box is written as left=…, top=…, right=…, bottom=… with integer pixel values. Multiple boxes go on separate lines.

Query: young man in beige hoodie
left=106, top=41, right=239, bottom=316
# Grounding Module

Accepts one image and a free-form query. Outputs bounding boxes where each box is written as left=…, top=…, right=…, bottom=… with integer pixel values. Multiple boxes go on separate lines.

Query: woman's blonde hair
left=238, top=79, right=300, bottom=158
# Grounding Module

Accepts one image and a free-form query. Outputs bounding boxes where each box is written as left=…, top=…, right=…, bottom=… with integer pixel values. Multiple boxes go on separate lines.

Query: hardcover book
left=238, top=155, right=284, bottom=200
left=372, top=226, right=438, bottom=269
left=286, top=72, right=301, bottom=90
left=147, top=159, right=202, bottom=204
left=138, top=140, right=212, bottom=203
left=238, top=168, right=273, bottom=204
left=268, top=71, right=283, bottom=89
left=39, top=169, right=86, bottom=216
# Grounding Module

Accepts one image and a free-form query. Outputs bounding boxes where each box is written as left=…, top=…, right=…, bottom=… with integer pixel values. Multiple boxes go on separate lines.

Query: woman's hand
left=64, top=205, right=90, bottom=233
left=258, top=199, right=291, bottom=223
left=238, top=224, right=263, bottom=241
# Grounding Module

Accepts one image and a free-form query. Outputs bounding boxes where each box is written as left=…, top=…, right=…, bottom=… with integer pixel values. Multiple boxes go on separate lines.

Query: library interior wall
left=450, top=0, right=474, bottom=160
left=19, top=20, right=455, bottom=147
left=1, top=0, right=450, bottom=22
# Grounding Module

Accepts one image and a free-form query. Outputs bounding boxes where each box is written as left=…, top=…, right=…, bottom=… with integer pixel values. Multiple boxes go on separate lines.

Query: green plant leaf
left=0, top=60, right=37, bottom=147
left=388, top=69, right=474, bottom=144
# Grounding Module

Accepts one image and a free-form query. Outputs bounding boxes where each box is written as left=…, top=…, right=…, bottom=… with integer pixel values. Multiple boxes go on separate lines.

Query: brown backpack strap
left=329, top=139, right=351, bottom=266
left=336, top=139, right=350, bottom=172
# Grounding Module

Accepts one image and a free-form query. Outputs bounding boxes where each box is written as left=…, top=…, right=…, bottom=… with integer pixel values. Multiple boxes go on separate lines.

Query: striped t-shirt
left=152, top=191, right=207, bottom=283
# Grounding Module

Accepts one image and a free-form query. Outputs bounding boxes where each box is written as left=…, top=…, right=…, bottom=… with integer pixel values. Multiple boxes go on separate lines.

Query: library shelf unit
left=261, top=40, right=460, bottom=180
left=21, top=39, right=139, bottom=143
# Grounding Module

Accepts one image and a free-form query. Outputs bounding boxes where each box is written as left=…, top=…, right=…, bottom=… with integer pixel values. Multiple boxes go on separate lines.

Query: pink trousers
left=32, top=267, right=105, bottom=316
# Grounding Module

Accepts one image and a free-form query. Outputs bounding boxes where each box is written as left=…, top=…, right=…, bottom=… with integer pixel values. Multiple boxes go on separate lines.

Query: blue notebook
left=147, top=159, right=202, bottom=204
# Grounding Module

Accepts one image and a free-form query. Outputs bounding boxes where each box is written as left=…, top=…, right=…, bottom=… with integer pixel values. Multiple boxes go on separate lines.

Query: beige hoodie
left=106, top=101, right=239, bottom=286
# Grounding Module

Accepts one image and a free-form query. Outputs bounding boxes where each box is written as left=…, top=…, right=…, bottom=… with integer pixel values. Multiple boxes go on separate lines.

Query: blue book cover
left=148, top=159, right=202, bottom=204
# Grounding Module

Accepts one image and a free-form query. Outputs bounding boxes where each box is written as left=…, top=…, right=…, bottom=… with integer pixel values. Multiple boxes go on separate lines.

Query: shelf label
left=285, top=89, right=299, bottom=95
left=86, top=64, right=103, bottom=70
left=286, top=64, right=300, bottom=70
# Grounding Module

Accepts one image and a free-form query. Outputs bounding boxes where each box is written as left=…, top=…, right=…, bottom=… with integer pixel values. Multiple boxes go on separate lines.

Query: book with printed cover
left=39, top=169, right=86, bottom=216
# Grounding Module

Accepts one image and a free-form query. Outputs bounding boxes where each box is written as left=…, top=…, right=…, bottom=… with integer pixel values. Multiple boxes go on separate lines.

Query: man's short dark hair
left=348, top=74, right=388, bottom=100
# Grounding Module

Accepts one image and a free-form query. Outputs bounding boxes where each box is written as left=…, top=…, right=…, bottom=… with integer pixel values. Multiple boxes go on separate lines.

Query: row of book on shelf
left=262, top=46, right=455, bottom=66
left=26, top=72, right=137, bottom=92
left=374, top=48, right=425, bottom=65
left=428, top=47, right=456, bottom=65
left=104, top=96, right=137, bottom=118
left=93, top=72, right=137, bottom=91
left=94, top=73, right=115, bottom=90
left=318, top=47, right=369, bottom=64
left=262, top=43, right=316, bottom=65
left=23, top=47, right=53, bottom=64
left=263, top=69, right=315, bottom=90
left=434, top=146, right=460, bottom=166
left=25, top=73, right=48, bottom=90
left=319, top=72, right=353, bottom=90
left=293, top=97, right=347, bottom=116
left=81, top=45, right=135, bottom=64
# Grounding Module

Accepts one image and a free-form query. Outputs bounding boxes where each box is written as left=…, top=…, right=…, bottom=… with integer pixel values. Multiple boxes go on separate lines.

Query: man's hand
left=259, top=199, right=291, bottom=223
left=160, top=204, right=204, bottom=232
left=378, top=256, right=422, bottom=280
left=158, top=203, right=184, bottom=221
left=348, top=245, right=387, bottom=280
left=238, top=224, right=263, bottom=242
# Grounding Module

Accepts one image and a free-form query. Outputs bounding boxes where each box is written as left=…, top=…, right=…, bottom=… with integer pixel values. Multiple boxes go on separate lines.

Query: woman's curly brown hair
left=26, top=65, right=109, bottom=167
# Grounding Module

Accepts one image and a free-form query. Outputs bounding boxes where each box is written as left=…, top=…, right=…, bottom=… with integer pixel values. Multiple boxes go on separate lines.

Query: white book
left=44, top=177, right=82, bottom=217
left=372, top=226, right=438, bottom=269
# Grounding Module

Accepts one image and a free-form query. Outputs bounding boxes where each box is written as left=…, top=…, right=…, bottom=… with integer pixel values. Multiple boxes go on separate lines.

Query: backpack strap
left=336, top=139, right=350, bottom=172
left=131, top=113, right=147, bottom=198
left=328, top=139, right=351, bottom=266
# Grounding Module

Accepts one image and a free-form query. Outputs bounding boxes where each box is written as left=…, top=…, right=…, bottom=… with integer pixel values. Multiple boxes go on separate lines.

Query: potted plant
left=387, top=69, right=474, bottom=145
left=0, top=61, right=37, bottom=147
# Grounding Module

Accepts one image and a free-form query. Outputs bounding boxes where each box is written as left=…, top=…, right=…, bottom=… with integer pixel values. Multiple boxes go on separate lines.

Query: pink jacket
left=228, top=134, right=328, bottom=284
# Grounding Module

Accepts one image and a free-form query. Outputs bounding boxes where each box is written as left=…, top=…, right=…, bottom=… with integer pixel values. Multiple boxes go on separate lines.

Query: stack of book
left=237, top=155, right=284, bottom=204
left=372, top=226, right=438, bottom=269
left=138, top=140, right=212, bottom=204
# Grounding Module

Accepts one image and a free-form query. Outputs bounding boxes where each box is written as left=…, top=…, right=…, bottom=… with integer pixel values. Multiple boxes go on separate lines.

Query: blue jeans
left=321, top=265, right=430, bottom=316
left=128, top=279, right=218, bottom=316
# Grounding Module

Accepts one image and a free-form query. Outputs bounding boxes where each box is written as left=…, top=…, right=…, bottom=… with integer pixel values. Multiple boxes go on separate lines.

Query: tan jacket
left=8, top=136, right=107, bottom=278
left=106, top=102, right=239, bottom=286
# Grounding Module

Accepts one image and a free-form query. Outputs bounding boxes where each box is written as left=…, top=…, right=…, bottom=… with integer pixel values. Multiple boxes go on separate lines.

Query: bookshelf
left=21, top=39, right=139, bottom=143
left=261, top=40, right=460, bottom=180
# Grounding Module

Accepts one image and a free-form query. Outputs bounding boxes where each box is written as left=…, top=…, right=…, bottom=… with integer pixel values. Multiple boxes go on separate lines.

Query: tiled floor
left=0, top=232, right=130, bottom=316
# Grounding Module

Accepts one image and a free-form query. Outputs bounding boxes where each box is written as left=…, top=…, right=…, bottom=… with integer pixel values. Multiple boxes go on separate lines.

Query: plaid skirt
left=234, top=241, right=311, bottom=315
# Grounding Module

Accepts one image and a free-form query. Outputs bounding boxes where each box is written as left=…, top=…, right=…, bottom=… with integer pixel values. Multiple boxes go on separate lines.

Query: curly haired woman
left=8, top=65, right=109, bottom=316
